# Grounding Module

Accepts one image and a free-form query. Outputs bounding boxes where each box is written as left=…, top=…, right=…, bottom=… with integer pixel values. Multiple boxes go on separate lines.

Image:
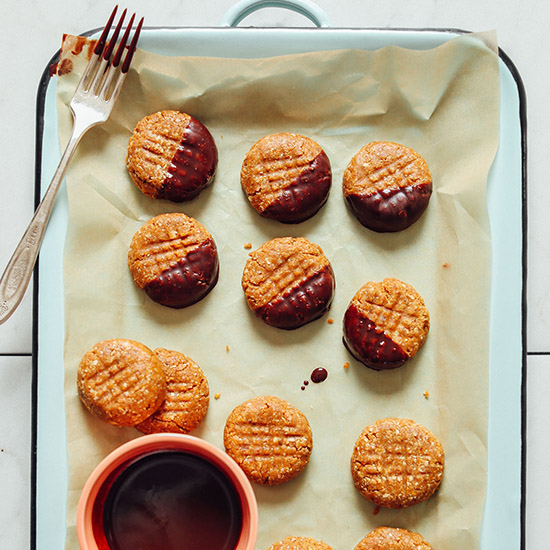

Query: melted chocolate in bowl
left=102, top=451, right=243, bottom=550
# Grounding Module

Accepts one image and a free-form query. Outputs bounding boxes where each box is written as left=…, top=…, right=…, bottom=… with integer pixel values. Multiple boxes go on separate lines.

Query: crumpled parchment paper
left=56, top=31, right=500, bottom=550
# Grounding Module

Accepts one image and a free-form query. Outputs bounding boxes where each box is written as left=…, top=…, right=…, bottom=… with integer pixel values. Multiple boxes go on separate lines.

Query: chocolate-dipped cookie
left=242, top=237, right=335, bottom=330
left=343, top=141, right=432, bottom=232
left=241, top=133, right=331, bottom=223
left=127, top=110, right=217, bottom=202
left=343, top=278, right=429, bottom=370
left=128, top=213, right=219, bottom=308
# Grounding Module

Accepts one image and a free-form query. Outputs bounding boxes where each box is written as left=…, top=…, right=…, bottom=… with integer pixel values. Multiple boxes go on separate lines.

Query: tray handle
left=220, top=0, right=331, bottom=28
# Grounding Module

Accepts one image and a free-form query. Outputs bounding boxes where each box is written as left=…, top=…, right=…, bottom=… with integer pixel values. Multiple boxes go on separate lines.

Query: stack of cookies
left=77, top=339, right=209, bottom=435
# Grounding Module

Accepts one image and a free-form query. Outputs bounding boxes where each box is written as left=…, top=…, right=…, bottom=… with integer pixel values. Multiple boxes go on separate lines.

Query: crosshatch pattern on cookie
left=242, top=237, right=331, bottom=309
left=224, top=396, right=313, bottom=485
left=343, top=142, right=431, bottom=195
left=349, top=278, right=430, bottom=357
left=351, top=418, right=444, bottom=508
left=136, top=348, right=209, bottom=435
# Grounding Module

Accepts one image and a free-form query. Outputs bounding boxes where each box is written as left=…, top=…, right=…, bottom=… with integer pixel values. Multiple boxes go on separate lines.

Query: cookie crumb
left=442, top=262, right=450, bottom=268
left=244, top=243, right=252, bottom=249
left=214, top=393, right=221, bottom=400
left=424, top=390, right=430, bottom=399
left=343, top=362, right=350, bottom=369
left=226, top=345, right=230, bottom=352
left=327, top=317, right=334, bottom=324
left=373, top=505, right=381, bottom=515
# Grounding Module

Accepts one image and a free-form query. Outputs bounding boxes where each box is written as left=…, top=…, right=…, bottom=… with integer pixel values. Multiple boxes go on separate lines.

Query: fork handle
left=0, top=125, right=85, bottom=324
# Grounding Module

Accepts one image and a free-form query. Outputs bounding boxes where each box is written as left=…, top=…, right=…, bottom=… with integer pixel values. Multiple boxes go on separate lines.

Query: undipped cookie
left=343, top=278, right=429, bottom=370
left=224, top=396, right=313, bottom=485
left=354, top=527, right=433, bottom=550
left=242, top=237, right=335, bottom=329
left=267, top=536, right=333, bottom=550
left=241, top=133, right=331, bottom=223
left=350, top=418, right=444, bottom=508
left=77, top=339, right=167, bottom=427
left=343, top=141, right=432, bottom=232
left=127, top=110, right=217, bottom=202
left=128, top=213, right=219, bottom=308
left=135, top=348, right=209, bottom=434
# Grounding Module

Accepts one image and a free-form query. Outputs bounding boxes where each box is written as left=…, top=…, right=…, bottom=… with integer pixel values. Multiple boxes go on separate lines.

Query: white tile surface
left=526, top=355, right=550, bottom=550
left=0, top=356, right=32, bottom=550
left=0, top=1, right=545, bottom=549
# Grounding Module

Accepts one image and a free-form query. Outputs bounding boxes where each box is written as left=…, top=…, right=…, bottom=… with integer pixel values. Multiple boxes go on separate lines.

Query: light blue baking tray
left=31, top=2, right=526, bottom=549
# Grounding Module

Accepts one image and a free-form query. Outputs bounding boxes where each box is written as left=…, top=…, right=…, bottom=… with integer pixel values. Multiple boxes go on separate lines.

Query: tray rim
left=30, top=24, right=528, bottom=550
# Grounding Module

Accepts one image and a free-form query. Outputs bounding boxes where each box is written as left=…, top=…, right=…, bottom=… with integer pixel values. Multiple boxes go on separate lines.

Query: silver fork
left=0, top=6, right=143, bottom=324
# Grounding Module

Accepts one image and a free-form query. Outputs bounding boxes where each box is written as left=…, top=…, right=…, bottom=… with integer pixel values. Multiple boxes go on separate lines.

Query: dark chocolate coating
left=161, top=117, right=218, bottom=202
left=143, top=239, right=219, bottom=308
left=343, top=303, right=408, bottom=370
left=346, top=182, right=432, bottom=232
left=262, top=152, right=332, bottom=224
left=255, top=265, right=335, bottom=330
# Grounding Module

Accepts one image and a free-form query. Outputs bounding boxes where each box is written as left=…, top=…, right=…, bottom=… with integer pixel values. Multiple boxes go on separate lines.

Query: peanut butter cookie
left=350, top=418, right=444, bottom=508
left=343, top=141, right=432, bottom=232
left=242, top=237, right=335, bottom=329
left=355, top=527, right=432, bottom=550
left=127, top=110, right=217, bottom=202
left=136, top=348, right=209, bottom=434
left=267, top=536, right=333, bottom=550
left=241, top=133, right=331, bottom=223
left=224, top=396, right=313, bottom=485
left=128, top=213, right=219, bottom=308
left=77, top=339, right=166, bottom=427
left=343, top=278, right=429, bottom=370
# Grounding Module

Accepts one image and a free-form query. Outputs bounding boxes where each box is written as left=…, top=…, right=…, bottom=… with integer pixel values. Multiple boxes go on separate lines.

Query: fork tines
left=94, top=6, right=143, bottom=73
left=81, top=6, right=143, bottom=98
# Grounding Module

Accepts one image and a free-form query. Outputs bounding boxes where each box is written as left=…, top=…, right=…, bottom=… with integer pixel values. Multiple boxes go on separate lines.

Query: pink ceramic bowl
left=77, top=433, right=258, bottom=550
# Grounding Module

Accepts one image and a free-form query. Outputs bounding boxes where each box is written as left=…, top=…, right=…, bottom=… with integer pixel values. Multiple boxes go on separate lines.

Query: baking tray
left=30, top=2, right=527, bottom=549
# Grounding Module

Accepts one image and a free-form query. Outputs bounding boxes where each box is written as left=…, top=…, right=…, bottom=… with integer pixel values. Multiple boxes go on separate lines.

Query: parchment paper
left=57, top=31, right=500, bottom=550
